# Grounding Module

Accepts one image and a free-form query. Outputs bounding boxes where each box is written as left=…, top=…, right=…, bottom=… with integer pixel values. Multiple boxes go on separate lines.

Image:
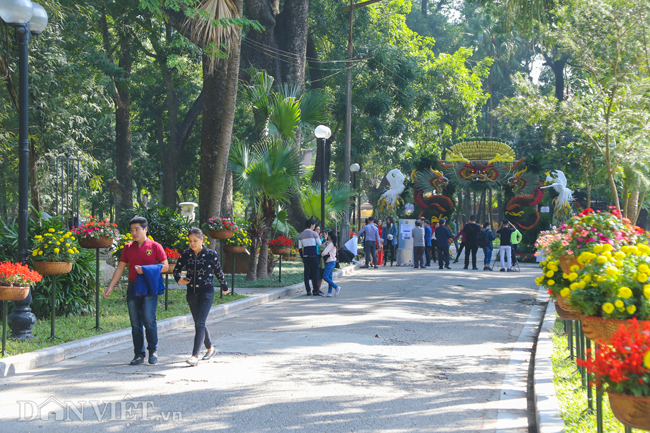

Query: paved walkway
left=0, top=264, right=540, bottom=432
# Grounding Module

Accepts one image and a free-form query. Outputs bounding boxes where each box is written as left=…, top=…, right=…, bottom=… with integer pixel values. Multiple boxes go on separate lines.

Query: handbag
left=319, top=255, right=326, bottom=269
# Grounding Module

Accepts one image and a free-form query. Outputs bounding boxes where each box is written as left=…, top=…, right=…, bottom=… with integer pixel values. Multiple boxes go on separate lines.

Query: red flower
left=268, top=236, right=294, bottom=247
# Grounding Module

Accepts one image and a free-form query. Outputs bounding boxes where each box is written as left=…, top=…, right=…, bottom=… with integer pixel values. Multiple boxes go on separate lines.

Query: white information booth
left=396, top=218, right=416, bottom=266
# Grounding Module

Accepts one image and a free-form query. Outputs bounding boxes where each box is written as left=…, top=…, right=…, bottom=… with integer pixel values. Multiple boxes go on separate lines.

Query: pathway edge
left=0, top=263, right=360, bottom=378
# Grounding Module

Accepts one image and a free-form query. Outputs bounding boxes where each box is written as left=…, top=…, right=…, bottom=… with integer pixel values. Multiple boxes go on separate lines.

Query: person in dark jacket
left=435, top=219, right=453, bottom=269
left=462, top=215, right=482, bottom=270
left=174, top=228, right=229, bottom=366
left=480, top=222, right=497, bottom=271
left=381, top=217, right=398, bottom=266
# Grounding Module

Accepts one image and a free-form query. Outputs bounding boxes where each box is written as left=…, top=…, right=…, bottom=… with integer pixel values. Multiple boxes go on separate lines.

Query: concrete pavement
left=0, top=263, right=541, bottom=432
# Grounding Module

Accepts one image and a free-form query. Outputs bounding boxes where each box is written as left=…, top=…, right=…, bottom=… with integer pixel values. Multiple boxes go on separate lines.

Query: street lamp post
left=350, top=163, right=360, bottom=234
left=314, top=125, right=331, bottom=230
left=0, top=0, right=49, bottom=340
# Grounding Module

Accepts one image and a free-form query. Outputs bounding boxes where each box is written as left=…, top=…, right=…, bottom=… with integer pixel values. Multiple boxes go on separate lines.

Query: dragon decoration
left=412, top=138, right=545, bottom=230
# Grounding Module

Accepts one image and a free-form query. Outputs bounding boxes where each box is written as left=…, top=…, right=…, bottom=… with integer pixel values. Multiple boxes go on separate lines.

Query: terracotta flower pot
left=0, top=285, right=30, bottom=301
left=78, top=236, right=114, bottom=249
left=608, top=392, right=650, bottom=430
left=209, top=229, right=235, bottom=240
left=270, top=247, right=291, bottom=255
left=581, top=317, right=650, bottom=344
left=559, top=254, right=583, bottom=275
left=224, top=245, right=247, bottom=254
left=32, top=261, right=73, bottom=276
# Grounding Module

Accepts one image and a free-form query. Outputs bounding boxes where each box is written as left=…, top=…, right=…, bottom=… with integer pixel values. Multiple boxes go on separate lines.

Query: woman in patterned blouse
left=174, top=228, right=228, bottom=366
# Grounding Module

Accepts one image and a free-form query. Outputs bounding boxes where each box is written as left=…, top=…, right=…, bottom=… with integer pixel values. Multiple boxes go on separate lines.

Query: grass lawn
left=1, top=284, right=244, bottom=359
left=551, top=318, right=624, bottom=432
left=229, top=261, right=355, bottom=289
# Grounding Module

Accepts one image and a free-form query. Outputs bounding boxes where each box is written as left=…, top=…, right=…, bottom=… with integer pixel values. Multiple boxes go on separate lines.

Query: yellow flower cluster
left=32, top=230, right=79, bottom=261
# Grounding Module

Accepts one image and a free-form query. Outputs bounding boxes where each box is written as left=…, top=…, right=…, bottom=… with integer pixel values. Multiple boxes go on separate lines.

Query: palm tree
left=300, top=182, right=357, bottom=226
left=230, top=138, right=303, bottom=280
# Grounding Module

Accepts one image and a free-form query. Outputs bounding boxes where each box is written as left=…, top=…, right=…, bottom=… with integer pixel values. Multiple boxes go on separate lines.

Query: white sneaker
left=186, top=356, right=199, bottom=367
left=335, top=286, right=341, bottom=296
left=324, top=292, right=333, bottom=297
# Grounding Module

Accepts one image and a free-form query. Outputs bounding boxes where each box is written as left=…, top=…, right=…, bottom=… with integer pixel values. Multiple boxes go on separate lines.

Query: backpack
left=477, top=229, right=489, bottom=248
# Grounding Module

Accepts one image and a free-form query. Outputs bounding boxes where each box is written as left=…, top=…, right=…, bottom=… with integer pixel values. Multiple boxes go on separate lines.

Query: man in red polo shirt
left=104, top=216, right=168, bottom=365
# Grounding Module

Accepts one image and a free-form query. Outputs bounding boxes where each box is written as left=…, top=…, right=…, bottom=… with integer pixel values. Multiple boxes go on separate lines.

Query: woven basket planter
left=608, top=392, right=650, bottom=430
left=580, top=317, right=649, bottom=344
left=0, top=285, right=30, bottom=301
left=78, top=237, right=114, bottom=249
left=559, top=254, right=583, bottom=275
left=32, top=261, right=73, bottom=276
left=283, top=255, right=298, bottom=261
left=555, top=301, right=582, bottom=321
left=555, top=294, right=581, bottom=316
left=224, top=245, right=247, bottom=254
left=270, top=247, right=291, bottom=255
left=209, top=229, right=235, bottom=240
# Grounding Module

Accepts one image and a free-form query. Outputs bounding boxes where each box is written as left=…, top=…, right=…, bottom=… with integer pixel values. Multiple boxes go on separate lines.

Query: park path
left=0, top=264, right=540, bottom=432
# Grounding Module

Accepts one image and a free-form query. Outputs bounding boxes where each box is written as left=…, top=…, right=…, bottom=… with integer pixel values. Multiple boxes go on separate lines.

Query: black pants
left=414, top=246, right=425, bottom=268
left=431, top=244, right=438, bottom=261
left=512, top=244, right=519, bottom=265
left=186, top=291, right=214, bottom=357
left=364, top=241, right=377, bottom=267
left=438, top=246, right=450, bottom=268
left=303, top=256, right=319, bottom=294
left=425, top=245, right=432, bottom=266
left=384, top=243, right=396, bottom=264
left=455, top=242, right=465, bottom=261
left=464, top=244, right=479, bottom=269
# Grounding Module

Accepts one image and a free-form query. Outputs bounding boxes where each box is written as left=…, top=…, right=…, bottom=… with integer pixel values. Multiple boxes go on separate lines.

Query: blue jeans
left=127, top=288, right=158, bottom=357
left=186, top=291, right=214, bottom=357
left=322, top=261, right=338, bottom=292
left=484, top=247, right=493, bottom=266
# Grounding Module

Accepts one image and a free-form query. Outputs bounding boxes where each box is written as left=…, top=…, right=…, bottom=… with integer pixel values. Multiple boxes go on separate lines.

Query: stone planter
left=209, top=229, right=235, bottom=240
left=78, top=237, right=114, bottom=249
left=32, top=261, right=73, bottom=276
left=0, top=286, right=30, bottom=302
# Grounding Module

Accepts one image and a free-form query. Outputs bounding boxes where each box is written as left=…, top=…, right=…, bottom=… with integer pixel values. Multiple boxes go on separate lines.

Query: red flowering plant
left=164, top=247, right=181, bottom=263
left=578, top=318, right=650, bottom=397
left=0, top=261, right=43, bottom=287
left=267, top=236, right=294, bottom=248
left=71, top=216, right=119, bottom=241
left=203, top=217, right=238, bottom=232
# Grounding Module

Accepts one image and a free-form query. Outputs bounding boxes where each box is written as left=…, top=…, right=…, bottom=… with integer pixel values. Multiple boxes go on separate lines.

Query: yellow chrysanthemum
left=597, top=256, right=608, bottom=264
left=614, top=251, right=626, bottom=261
left=639, top=273, right=649, bottom=283
left=38, top=251, right=43, bottom=255
left=548, top=279, right=555, bottom=286
left=54, top=248, right=60, bottom=253
left=560, top=288, right=570, bottom=298
left=48, top=228, right=55, bottom=233
left=65, top=243, right=71, bottom=247
left=627, top=305, right=637, bottom=315
left=583, top=275, right=592, bottom=283
left=615, top=300, right=624, bottom=308
left=570, top=282, right=579, bottom=291
left=593, top=244, right=604, bottom=254
left=546, top=270, right=554, bottom=278
left=570, top=265, right=580, bottom=272
left=602, top=302, right=615, bottom=314
left=606, top=267, right=618, bottom=276
left=568, top=272, right=578, bottom=281
left=603, top=243, right=614, bottom=252
left=34, top=235, right=42, bottom=239
left=32, top=251, right=38, bottom=256
left=68, top=249, right=74, bottom=254
left=644, top=350, right=650, bottom=370
left=644, top=285, right=650, bottom=299
left=618, top=287, right=633, bottom=299
left=639, top=264, right=650, bottom=274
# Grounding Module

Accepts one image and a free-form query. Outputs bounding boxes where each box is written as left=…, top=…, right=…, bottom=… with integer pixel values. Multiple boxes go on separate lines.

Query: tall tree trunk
left=256, top=228, right=270, bottom=279
left=246, top=237, right=259, bottom=281
left=277, top=0, right=309, bottom=91
left=114, top=35, right=134, bottom=218
left=422, top=0, right=428, bottom=15
left=306, top=33, right=323, bottom=89
left=221, top=170, right=234, bottom=220
left=626, top=189, right=639, bottom=221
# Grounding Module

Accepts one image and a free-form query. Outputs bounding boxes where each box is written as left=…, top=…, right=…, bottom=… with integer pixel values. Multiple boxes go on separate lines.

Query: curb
left=0, top=263, right=360, bottom=378
left=534, top=301, right=565, bottom=432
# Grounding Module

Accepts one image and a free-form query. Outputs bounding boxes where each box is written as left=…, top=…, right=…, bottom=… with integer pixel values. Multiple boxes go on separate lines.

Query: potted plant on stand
left=72, top=216, right=119, bottom=249
left=579, top=318, right=650, bottom=430
left=224, top=227, right=252, bottom=254
left=0, top=261, right=42, bottom=356
left=204, top=217, right=238, bottom=240
left=268, top=236, right=293, bottom=256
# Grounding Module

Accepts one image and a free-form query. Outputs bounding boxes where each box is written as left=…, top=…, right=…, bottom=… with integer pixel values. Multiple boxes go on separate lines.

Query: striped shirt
left=298, top=229, right=322, bottom=257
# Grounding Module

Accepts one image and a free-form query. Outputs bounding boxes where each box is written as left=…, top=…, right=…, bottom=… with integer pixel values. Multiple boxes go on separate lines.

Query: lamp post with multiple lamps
left=350, top=163, right=360, bottom=233
left=0, top=0, right=48, bottom=339
left=314, top=125, right=332, bottom=229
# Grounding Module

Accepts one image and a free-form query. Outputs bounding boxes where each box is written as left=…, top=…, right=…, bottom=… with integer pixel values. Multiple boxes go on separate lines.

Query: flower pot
left=224, top=245, right=247, bottom=254
left=32, top=261, right=73, bottom=276
left=78, top=236, right=114, bottom=249
left=0, top=285, right=30, bottom=301
left=555, top=302, right=581, bottom=321
left=284, top=255, right=298, bottom=262
left=556, top=294, right=581, bottom=316
left=608, top=392, right=650, bottom=430
left=209, top=229, right=235, bottom=240
left=270, top=247, right=291, bottom=255
left=559, top=254, right=583, bottom=275
left=580, top=317, right=650, bottom=344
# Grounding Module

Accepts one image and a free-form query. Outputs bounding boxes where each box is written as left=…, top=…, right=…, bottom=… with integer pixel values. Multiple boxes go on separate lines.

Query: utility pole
left=340, top=0, right=382, bottom=246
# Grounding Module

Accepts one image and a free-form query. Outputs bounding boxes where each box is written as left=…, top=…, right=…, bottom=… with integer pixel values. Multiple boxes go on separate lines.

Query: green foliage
left=300, top=182, right=357, bottom=223
left=117, top=206, right=194, bottom=249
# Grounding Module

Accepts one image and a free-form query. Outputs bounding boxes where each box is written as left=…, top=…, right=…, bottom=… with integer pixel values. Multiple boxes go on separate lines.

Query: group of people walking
left=299, top=219, right=341, bottom=297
